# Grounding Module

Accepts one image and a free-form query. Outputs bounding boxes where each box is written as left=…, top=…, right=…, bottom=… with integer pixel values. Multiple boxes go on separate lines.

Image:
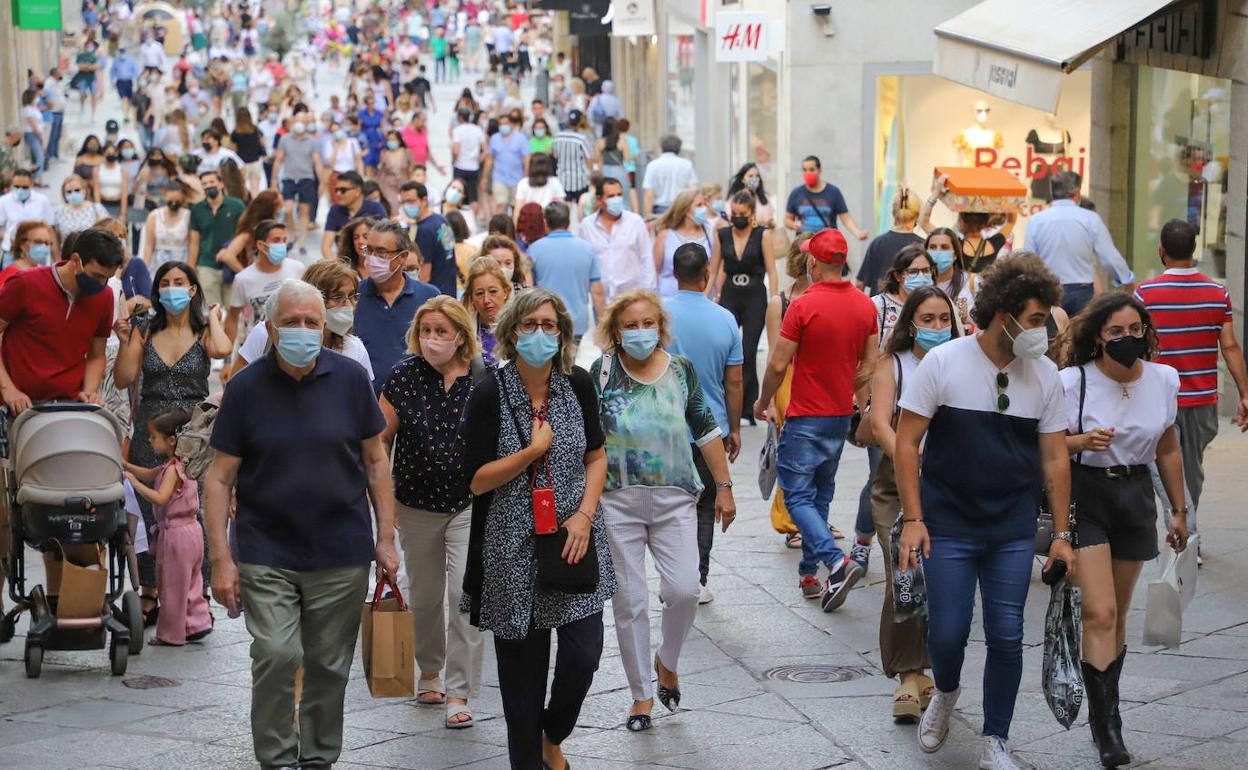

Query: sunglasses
left=334, top=186, right=357, bottom=195
left=996, top=371, right=1010, bottom=412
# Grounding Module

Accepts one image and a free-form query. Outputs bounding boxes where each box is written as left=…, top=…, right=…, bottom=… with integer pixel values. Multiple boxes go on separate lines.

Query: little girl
left=123, top=409, right=213, bottom=646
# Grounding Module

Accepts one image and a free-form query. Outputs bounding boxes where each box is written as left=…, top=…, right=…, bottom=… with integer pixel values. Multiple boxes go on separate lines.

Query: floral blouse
left=383, top=355, right=474, bottom=513
left=591, top=352, right=720, bottom=496
left=463, top=363, right=616, bottom=640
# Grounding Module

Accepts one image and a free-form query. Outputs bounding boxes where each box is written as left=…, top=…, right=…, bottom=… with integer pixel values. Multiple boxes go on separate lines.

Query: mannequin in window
left=953, top=101, right=1002, bottom=165
left=1025, top=114, right=1072, bottom=202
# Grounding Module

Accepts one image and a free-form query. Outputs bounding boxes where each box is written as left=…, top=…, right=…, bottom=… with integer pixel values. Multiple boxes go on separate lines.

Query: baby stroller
left=1, top=402, right=142, bottom=677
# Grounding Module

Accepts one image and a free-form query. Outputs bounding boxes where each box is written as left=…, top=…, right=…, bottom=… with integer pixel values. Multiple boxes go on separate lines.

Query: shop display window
left=666, top=18, right=697, bottom=159
left=747, top=61, right=778, bottom=196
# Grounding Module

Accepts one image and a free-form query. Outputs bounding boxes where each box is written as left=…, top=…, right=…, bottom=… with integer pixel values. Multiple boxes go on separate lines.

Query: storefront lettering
left=974, top=145, right=1087, bottom=182
left=1114, top=0, right=1215, bottom=61
left=987, top=62, right=1017, bottom=90
left=720, top=22, right=764, bottom=53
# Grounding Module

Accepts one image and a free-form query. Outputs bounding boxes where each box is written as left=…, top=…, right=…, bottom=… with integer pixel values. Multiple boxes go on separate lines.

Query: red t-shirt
left=1134, top=268, right=1232, bottom=408
left=780, top=280, right=878, bottom=417
left=0, top=265, right=113, bottom=401
left=0, top=263, right=29, bottom=287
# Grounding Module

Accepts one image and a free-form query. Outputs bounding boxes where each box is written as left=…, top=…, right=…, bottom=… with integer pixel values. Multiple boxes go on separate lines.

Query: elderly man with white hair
left=204, top=279, right=400, bottom=770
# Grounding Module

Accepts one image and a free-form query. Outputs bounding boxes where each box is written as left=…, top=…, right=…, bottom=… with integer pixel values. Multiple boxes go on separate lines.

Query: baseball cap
left=106, top=119, right=120, bottom=133
left=568, top=109, right=584, bottom=125
left=800, top=229, right=848, bottom=264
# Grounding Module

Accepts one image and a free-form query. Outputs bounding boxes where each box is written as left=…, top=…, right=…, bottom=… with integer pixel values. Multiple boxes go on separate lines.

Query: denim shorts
left=1072, top=463, right=1158, bottom=562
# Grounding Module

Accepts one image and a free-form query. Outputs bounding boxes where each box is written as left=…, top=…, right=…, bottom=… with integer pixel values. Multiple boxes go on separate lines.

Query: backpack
left=175, top=398, right=220, bottom=482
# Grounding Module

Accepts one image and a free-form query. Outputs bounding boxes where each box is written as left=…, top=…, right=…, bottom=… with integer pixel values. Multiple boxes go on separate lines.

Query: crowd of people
left=2, top=2, right=1246, bottom=770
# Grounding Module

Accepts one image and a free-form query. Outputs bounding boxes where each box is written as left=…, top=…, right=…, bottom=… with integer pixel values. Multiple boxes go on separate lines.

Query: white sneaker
left=978, top=736, right=1032, bottom=770
left=918, top=687, right=959, bottom=752
left=698, top=585, right=714, bottom=605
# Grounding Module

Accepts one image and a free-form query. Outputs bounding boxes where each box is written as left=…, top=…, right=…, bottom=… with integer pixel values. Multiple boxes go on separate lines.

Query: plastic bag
left=889, top=513, right=927, bottom=623
left=757, top=422, right=778, bottom=499
left=1042, top=577, right=1084, bottom=728
left=1143, top=534, right=1199, bottom=649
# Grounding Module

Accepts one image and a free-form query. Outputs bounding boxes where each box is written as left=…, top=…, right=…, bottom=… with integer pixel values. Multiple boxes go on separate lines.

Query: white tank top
left=153, top=208, right=190, bottom=251
left=97, top=163, right=124, bottom=200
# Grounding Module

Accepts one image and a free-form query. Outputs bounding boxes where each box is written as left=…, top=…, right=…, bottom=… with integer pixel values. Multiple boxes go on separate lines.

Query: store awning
left=933, top=0, right=1179, bottom=112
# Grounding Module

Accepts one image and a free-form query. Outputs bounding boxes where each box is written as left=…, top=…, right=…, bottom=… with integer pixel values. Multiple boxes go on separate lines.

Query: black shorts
left=453, top=168, right=481, bottom=204
left=116, top=79, right=133, bottom=100
left=1071, top=463, right=1159, bottom=562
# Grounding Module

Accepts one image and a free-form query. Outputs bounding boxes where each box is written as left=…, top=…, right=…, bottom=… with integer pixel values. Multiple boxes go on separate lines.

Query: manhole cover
left=122, top=676, right=181, bottom=689
left=764, top=665, right=874, bottom=683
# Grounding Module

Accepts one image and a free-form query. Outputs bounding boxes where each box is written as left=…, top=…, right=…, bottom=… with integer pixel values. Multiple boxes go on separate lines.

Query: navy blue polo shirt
left=354, top=274, right=440, bottom=393
left=210, top=349, right=386, bottom=571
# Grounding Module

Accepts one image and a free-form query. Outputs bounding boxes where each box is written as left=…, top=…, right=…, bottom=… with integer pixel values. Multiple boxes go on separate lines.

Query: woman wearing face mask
left=590, top=289, right=736, bottom=732
left=141, top=182, right=192, bottom=270
left=529, top=118, right=554, bottom=155
left=94, top=143, right=130, bottom=221
left=0, top=222, right=57, bottom=286
left=924, top=227, right=975, bottom=333
left=653, top=190, right=720, bottom=299
left=379, top=296, right=486, bottom=729
left=324, top=121, right=364, bottom=198
left=867, top=285, right=959, bottom=725
left=117, top=139, right=142, bottom=183
left=873, top=245, right=937, bottom=346
left=74, top=135, right=106, bottom=196
left=464, top=256, right=513, bottom=364
left=462, top=288, right=613, bottom=770
left=512, top=154, right=566, bottom=223
left=728, top=163, right=774, bottom=228
left=716, top=191, right=778, bottom=425
left=114, top=261, right=232, bottom=625
left=54, top=174, right=110, bottom=239
left=594, top=118, right=634, bottom=212
left=337, top=216, right=379, bottom=280
left=441, top=179, right=476, bottom=235
left=920, top=175, right=1017, bottom=274
left=1059, top=294, right=1187, bottom=768
left=482, top=234, right=529, bottom=292
left=236, top=259, right=373, bottom=378
left=378, top=129, right=415, bottom=213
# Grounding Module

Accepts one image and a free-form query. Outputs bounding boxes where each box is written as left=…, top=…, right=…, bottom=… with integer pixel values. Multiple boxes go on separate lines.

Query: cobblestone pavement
left=4, top=56, right=1248, bottom=770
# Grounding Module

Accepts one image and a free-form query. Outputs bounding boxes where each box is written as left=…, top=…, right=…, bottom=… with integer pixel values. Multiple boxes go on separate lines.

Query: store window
left=1128, top=67, right=1229, bottom=281
left=747, top=61, right=778, bottom=199
left=666, top=18, right=697, bottom=158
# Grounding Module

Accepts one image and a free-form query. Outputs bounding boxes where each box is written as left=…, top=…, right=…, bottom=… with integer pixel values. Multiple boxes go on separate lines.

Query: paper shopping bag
left=361, top=579, right=415, bottom=698
left=1143, top=534, right=1199, bottom=649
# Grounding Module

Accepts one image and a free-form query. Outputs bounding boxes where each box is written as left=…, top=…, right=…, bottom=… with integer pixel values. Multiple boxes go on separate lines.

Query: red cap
left=800, top=229, right=849, bottom=264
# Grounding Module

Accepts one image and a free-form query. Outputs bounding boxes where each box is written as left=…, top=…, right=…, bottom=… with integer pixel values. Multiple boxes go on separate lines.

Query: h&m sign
left=715, top=12, right=772, bottom=63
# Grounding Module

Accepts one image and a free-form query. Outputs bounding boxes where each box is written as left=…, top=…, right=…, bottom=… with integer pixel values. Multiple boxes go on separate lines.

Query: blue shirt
left=354, top=275, right=440, bottom=393
left=786, top=183, right=848, bottom=233
left=665, top=290, right=744, bottom=436
left=1025, top=199, right=1135, bottom=286
left=529, top=230, right=601, bottom=336
left=415, top=213, right=458, bottom=296
left=209, top=349, right=386, bottom=571
left=488, top=131, right=530, bottom=187
left=111, top=56, right=138, bottom=83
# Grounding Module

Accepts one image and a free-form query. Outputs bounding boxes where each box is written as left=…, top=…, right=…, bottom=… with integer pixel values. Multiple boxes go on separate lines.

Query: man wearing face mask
left=196, top=129, right=243, bottom=173
left=893, top=254, right=1071, bottom=768
left=0, top=168, right=55, bottom=257
left=188, top=169, right=245, bottom=309
left=485, top=114, right=531, bottom=214
left=322, top=171, right=388, bottom=260
left=579, top=177, right=654, bottom=303
left=205, top=279, right=399, bottom=770
left=396, top=182, right=457, bottom=297
left=225, top=220, right=306, bottom=350
left=785, top=155, right=868, bottom=241
left=355, top=220, right=439, bottom=394
left=270, top=116, right=325, bottom=255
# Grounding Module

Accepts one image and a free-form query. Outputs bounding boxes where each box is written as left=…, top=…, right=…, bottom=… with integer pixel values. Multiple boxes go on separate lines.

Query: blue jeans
left=855, top=445, right=882, bottom=538
left=776, top=415, right=851, bottom=576
left=1060, top=283, right=1094, bottom=316
left=925, top=535, right=1032, bottom=740
left=46, top=112, right=63, bottom=159
left=23, top=132, right=44, bottom=176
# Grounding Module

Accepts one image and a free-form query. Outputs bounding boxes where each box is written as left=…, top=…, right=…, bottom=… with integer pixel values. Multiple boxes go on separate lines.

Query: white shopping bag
left=1142, top=534, right=1199, bottom=649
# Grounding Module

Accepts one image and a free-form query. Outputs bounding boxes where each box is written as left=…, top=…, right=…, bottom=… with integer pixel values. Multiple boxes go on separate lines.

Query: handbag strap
left=1076, top=365, right=1087, bottom=465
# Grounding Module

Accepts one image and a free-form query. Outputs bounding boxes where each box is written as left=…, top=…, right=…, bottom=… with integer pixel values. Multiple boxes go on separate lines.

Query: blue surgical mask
left=402, top=203, right=421, bottom=219
left=275, top=327, right=323, bottom=368
left=276, top=207, right=287, bottom=224
left=605, top=196, right=625, bottom=217
left=928, top=249, right=954, bottom=274
left=386, top=139, right=401, bottom=150
left=266, top=242, right=287, bottom=265
left=76, top=271, right=106, bottom=296
left=15, top=188, right=31, bottom=203
left=534, top=127, right=546, bottom=138
left=499, top=124, right=512, bottom=136
left=445, top=188, right=463, bottom=205
left=620, top=328, right=659, bottom=360
left=515, top=329, right=560, bottom=366
left=333, top=129, right=347, bottom=140
left=903, top=273, right=934, bottom=293
left=914, top=325, right=952, bottom=351
left=158, top=286, right=192, bottom=314
left=712, top=200, right=725, bottom=215
left=122, top=148, right=136, bottom=159
left=692, top=206, right=709, bottom=226
left=28, top=244, right=51, bottom=265
left=67, top=191, right=85, bottom=205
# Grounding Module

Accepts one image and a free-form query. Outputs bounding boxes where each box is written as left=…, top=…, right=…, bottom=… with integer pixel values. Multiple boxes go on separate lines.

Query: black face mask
left=204, top=186, right=220, bottom=199
left=1104, top=335, right=1148, bottom=368
left=731, top=216, right=750, bottom=230
left=202, top=142, right=214, bottom=152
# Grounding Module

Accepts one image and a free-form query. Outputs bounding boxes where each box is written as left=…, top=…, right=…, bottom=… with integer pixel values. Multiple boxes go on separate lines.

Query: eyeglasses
left=363, top=245, right=405, bottom=259
left=334, top=186, right=357, bottom=195
left=1105, top=323, right=1147, bottom=339
left=324, top=292, right=360, bottom=304
left=518, top=320, right=560, bottom=334
left=903, top=267, right=932, bottom=277
left=996, top=371, right=1010, bottom=412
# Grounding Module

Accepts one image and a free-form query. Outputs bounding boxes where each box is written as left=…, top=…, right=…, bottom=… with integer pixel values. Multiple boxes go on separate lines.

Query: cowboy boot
left=1082, top=661, right=1130, bottom=767
left=1106, top=646, right=1126, bottom=732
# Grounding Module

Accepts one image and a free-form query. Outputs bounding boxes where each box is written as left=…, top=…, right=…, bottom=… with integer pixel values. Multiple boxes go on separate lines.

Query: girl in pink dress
left=123, top=409, right=213, bottom=646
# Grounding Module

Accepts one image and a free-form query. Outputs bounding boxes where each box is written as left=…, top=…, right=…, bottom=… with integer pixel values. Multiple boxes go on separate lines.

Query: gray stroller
left=1, top=402, right=142, bottom=677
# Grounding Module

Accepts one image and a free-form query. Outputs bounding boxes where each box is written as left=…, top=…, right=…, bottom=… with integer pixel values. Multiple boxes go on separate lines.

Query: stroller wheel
left=109, top=634, right=128, bottom=676
left=0, top=610, right=16, bottom=644
left=24, top=642, right=43, bottom=678
left=121, top=591, right=144, bottom=655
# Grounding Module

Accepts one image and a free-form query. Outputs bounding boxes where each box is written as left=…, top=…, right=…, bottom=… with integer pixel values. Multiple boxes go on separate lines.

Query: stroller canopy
left=10, top=405, right=125, bottom=507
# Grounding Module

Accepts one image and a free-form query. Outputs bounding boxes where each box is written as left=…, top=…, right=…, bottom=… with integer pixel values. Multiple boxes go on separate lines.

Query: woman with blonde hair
left=653, top=189, right=720, bottom=298
left=857, top=188, right=923, bottom=295
left=54, top=174, right=110, bottom=239
left=480, top=234, right=529, bottom=292
left=463, top=256, right=513, bottom=363
left=590, top=289, right=736, bottom=732
left=380, top=295, right=485, bottom=729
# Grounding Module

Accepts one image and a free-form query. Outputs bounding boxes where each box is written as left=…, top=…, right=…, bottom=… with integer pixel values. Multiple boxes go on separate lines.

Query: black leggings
left=719, top=281, right=767, bottom=415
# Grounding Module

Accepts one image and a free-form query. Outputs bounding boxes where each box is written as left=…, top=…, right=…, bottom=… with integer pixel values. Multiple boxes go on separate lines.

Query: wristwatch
left=1052, top=531, right=1073, bottom=543
left=716, top=480, right=734, bottom=490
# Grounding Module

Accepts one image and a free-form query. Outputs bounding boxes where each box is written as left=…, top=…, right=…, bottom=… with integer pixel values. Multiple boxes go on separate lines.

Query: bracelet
left=1171, top=507, right=1189, bottom=516
left=902, top=518, right=923, bottom=524
left=574, top=509, right=594, bottom=524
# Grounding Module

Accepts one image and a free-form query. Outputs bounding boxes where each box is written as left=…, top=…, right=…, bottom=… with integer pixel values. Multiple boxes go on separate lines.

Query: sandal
left=147, top=636, right=182, bottom=647
left=626, top=714, right=652, bottom=732
left=785, top=532, right=802, bottom=549
left=445, top=702, right=475, bottom=729
left=917, top=674, right=935, bottom=710
left=416, top=675, right=447, bottom=705
left=893, top=679, right=922, bottom=723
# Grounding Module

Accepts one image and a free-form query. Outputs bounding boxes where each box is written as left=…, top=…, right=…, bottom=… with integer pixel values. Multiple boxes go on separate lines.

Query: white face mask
left=499, top=263, right=515, bottom=281
left=1005, top=315, right=1049, bottom=360
left=325, top=306, right=354, bottom=336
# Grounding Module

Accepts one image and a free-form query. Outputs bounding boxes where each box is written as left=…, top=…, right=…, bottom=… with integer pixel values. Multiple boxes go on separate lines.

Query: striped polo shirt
left=1134, top=267, right=1231, bottom=408
left=553, top=130, right=592, bottom=193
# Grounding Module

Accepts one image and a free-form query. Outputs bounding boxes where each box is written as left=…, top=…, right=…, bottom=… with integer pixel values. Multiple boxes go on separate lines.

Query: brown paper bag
left=361, top=579, right=415, bottom=698
left=55, top=542, right=108, bottom=619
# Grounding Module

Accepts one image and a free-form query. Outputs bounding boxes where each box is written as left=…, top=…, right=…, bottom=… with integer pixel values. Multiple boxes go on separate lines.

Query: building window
left=1129, top=66, right=1230, bottom=281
